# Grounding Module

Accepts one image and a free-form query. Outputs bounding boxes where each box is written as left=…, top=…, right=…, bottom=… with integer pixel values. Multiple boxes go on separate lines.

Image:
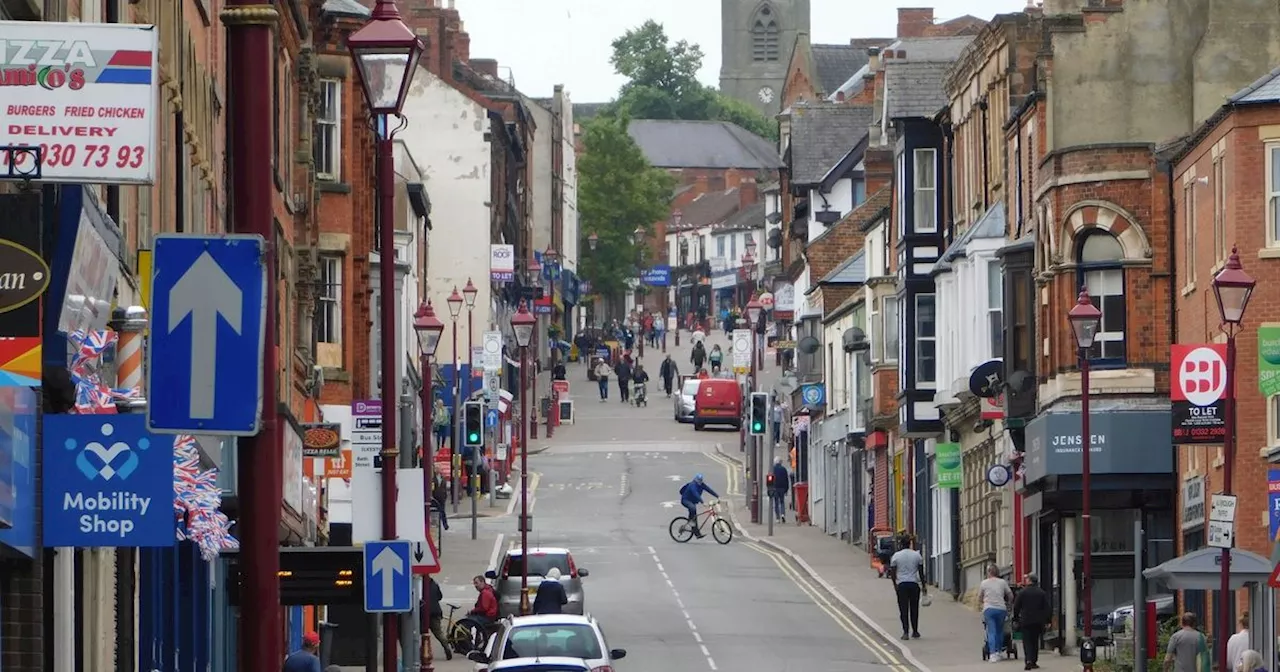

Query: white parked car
left=469, top=613, right=627, bottom=672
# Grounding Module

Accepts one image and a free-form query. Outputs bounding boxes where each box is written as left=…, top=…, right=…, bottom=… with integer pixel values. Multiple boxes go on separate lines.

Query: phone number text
left=0, top=143, right=147, bottom=170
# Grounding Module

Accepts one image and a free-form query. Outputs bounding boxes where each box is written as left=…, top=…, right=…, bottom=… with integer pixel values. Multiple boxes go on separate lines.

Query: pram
left=632, top=381, right=648, bottom=406
left=981, top=613, right=1019, bottom=661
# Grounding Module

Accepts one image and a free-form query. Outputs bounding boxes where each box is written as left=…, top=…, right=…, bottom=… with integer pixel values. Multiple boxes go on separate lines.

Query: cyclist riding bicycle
left=678, top=473, right=720, bottom=538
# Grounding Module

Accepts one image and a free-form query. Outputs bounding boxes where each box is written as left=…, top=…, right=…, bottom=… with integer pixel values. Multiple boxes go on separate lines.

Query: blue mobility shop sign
left=43, top=414, right=176, bottom=547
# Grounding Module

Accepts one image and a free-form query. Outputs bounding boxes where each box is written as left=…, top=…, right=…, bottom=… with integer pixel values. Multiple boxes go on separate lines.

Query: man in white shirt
left=889, top=536, right=926, bottom=640
left=1226, top=612, right=1250, bottom=671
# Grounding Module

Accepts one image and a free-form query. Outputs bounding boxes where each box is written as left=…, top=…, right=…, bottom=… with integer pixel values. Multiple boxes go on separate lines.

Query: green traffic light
left=468, top=433, right=479, bottom=442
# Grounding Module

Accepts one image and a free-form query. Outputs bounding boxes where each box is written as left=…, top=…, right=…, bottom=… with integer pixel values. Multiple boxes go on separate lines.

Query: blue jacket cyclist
left=679, top=474, right=719, bottom=537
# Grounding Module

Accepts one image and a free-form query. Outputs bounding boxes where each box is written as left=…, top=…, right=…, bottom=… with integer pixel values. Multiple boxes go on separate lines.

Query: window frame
left=913, top=148, right=938, bottom=234
left=883, top=295, right=899, bottom=363
left=1213, top=155, right=1226, bottom=264
left=914, top=293, right=936, bottom=387
left=1075, top=231, right=1127, bottom=368
left=1268, top=394, right=1280, bottom=447
left=896, top=152, right=906, bottom=240
left=1268, top=143, right=1280, bottom=247
left=315, top=78, right=342, bottom=181
left=987, top=261, right=1003, bottom=360
left=1183, top=181, right=1196, bottom=283
left=317, top=254, right=342, bottom=345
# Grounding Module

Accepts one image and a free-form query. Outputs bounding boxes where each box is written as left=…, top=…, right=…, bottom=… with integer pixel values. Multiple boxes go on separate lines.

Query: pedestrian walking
left=594, top=358, right=611, bottom=401
left=691, top=340, right=707, bottom=370
left=282, top=631, right=322, bottom=672
left=614, top=357, right=632, bottom=402
left=769, top=456, right=790, bottom=522
left=432, top=469, right=450, bottom=530
left=979, top=564, right=1013, bottom=662
left=889, top=536, right=925, bottom=640
left=1012, top=573, right=1049, bottom=670
left=659, top=355, right=677, bottom=396
left=532, top=567, right=569, bottom=615
left=1226, top=612, right=1250, bottom=672
left=432, top=398, right=450, bottom=452
left=425, top=575, right=453, bottom=660
left=1163, top=612, right=1210, bottom=672
left=770, top=398, right=784, bottom=445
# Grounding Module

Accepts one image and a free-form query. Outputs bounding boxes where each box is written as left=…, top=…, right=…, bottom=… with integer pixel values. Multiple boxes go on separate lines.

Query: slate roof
left=811, top=44, right=877, bottom=96
left=828, top=36, right=974, bottom=101
left=789, top=104, right=873, bottom=185
left=818, top=250, right=866, bottom=285
left=933, top=202, right=1007, bottom=274
left=721, top=202, right=765, bottom=232
left=627, top=120, right=782, bottom=170
left=676, top=190, right=744, bottom=229
left=885, top=61, right=954, bottom=120
left=320, top=0, right=369, bottom=16
left=1230, top=65, right=1280, bottom=104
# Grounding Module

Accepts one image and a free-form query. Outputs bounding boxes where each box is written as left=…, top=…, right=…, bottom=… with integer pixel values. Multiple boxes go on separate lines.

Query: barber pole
left=110, top=305, right=149, bottom=411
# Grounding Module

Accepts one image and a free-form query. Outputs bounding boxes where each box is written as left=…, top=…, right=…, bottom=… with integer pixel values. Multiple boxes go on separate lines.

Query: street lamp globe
left=587, top=232, right=599, bottom=251
left=1213, top=246, right=1256, bottom=326
left=746, top=295, right=763, bottom=327
left=414, top=299, right=445, bottom=356
left=446, top=286, right=464, bottom=320
left=543, top=245, right=559, bottom=266
left=1067, top=288, right=1103, bottom=351
left=462, top=277, right=479, bottom=309
left=511, top=302, right=537, bottom=348
left=346, top=0, right=424, bottom=116
left=745, top=235, right=758, bottom=257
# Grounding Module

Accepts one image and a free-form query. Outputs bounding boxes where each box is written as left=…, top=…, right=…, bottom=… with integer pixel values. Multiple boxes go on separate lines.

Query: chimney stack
left=470, top=58, right=499, bottom=78
left=835, top=91, right=846, bottom=103
left=739, top=180, right=759, bottom=210
left=896, top=7, right=935, bottom=38
left=867, top=46, right=882, bottom=72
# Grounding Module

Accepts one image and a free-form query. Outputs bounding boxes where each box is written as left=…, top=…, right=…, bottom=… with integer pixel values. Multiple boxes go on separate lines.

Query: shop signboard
left=42, top=414, right=176, bottom=547
left=1269, top=470, right=1280, bottom=543
left=935, top=442, right=961, bottom=488
left=1171, top=344, right=1227, bottom=444
left=0, top=22, right=159, bottom=184
left=1181, top=475, right=1206, bottom=531
left=1260, top=325, right=1280, bottom=397
left=490, top=244, right=514, bottom=282
left=1023, top=408, right=1173, bottom=483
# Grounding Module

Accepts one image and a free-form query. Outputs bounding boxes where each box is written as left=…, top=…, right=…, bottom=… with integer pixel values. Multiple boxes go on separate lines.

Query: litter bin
left=793, top=482, right=810, bottom=524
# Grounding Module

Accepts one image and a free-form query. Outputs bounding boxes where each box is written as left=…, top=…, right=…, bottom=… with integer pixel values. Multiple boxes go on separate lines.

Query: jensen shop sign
left=42, top=414, right=176, bottom=547
left=1023, top=408, right=1173, bottom=483
left=1171, top=344, right=1227, bottom=445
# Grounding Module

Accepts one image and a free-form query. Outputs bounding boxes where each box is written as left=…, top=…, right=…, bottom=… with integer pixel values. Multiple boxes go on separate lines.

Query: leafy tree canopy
left=576, top=114, right=675, bottom=300
left=606, top=20, right=778, bottom=142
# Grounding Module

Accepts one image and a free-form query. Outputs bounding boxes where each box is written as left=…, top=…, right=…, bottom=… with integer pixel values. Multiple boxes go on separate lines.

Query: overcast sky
left=453, top=0, right=1029, bottom=102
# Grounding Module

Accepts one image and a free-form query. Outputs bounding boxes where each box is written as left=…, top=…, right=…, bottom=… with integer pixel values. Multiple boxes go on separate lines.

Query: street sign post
left=362, top=540, right=413, bottom=613
left=411, top=535, right=440, bottom=575
left=147, top=234, right=267, bottom=435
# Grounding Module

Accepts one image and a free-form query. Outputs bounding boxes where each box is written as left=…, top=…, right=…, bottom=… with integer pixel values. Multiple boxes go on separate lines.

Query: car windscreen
left=503, top=625, right=603, bottom=660
left=496, top=665, right=589, bottom=672
left=503, top=553, right=570, bottom=578
left=682, top=381, right=700, bottom=395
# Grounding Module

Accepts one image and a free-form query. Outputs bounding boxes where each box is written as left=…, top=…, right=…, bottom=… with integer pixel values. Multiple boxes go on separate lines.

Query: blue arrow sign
left=147, top=234, right=268, bottom=436
left=363, top=540, right=413, bottom=613
left=486, top=409, right=498, bottom=428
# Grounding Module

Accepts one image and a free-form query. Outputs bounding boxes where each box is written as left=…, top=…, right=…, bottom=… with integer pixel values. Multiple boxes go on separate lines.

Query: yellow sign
left=138, top=249, right=153, bottom=311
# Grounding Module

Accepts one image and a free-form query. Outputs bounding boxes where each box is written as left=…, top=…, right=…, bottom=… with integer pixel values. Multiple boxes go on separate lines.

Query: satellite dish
left=842, top=327, right=868, bottom=353
left=1007, top=370, right=1034, bottom=395
left=967, top=359, right=1005, bottom=398
left=798, top=336, right=821, bottom=354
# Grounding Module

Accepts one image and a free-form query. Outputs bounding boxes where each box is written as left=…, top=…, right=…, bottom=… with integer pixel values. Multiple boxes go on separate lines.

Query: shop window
left=1076, top=231, right=1126, bottom=366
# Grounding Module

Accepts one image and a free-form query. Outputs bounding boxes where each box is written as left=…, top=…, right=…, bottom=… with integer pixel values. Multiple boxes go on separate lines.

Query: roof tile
left=790, top=104, right=873, bottom=185
left=627, top=120, right=782, bottom=170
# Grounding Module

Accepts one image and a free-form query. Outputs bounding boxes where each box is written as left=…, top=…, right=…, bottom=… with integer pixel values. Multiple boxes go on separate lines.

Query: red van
left=693, top=378, right=742, bottom=430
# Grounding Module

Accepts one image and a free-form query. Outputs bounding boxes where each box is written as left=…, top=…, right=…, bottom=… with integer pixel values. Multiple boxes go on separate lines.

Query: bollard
left=489, top=470, right=499, bottom=508
left=110, top=306, right=148, bottom=412
left=470, top=471, right=479, bottom=540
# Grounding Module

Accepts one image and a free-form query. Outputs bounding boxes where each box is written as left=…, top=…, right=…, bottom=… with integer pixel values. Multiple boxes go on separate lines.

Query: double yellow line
left=705, top=450, right=913, bottom=672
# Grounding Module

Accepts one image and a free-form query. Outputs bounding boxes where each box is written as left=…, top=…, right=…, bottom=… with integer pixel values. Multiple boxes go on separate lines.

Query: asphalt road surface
left=512, top=335, right=915, bottom=672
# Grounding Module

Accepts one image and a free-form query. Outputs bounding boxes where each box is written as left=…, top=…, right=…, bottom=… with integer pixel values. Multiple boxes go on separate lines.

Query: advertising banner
left=1171, top=344, right=1227, bottom=444
left=490, top=244, right=514, bottom=282
left=301, top=423, right=342, bottom=458
left=42, top=414, right=176, bottom=547
left=935, top=442, right=961, bottom=488
left=1270, top=470, right=1280, bottom=543
left=640, top=265, right=671, bottom=287
left=1260, top=325, right=1280, bottom=397
left=0, top=22, right=158, bottom=184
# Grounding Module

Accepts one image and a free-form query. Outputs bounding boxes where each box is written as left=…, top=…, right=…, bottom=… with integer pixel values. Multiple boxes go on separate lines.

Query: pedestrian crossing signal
left=749, top=392, right=768, bottom=436
left=464, top=401, right=483, bottom=447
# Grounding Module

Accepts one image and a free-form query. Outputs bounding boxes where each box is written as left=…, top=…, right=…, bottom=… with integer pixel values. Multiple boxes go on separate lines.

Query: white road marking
left=650, top=549, right=716, bottom=671
left=487, top=533, right=505, bottom=572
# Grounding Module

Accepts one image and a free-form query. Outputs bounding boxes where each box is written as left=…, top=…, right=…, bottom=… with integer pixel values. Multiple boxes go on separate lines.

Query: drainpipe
left=979, top=100, right=991, bottom=211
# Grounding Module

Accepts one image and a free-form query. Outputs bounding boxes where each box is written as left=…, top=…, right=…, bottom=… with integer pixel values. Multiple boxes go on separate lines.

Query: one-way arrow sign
left=412, top=535, right=440, bottom=575
left=147, top=234, right=267, bottom=436
left=363, top=540, right=412, bottom=613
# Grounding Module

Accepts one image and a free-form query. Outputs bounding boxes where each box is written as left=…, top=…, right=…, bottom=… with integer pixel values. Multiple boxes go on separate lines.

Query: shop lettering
left=0, top=39, right=96, bottom=68
left=62, top=491, right=152, bottom=538
left=1049, top=433, right=1106, bottom=451
left=7, top=124, right=119, bottom=138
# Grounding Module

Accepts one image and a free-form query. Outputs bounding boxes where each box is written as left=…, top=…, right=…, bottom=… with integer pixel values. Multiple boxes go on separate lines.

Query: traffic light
left=463, top=401, right=483, bottom=447
left=749, top=392, right=768, bottom=436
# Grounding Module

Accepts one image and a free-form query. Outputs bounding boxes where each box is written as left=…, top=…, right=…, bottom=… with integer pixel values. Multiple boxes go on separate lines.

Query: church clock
left=758, top=86, right=775, bottom=104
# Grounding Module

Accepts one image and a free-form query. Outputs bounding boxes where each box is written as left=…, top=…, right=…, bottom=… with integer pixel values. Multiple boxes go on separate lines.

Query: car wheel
left=694, top=423, right=704, bottom=431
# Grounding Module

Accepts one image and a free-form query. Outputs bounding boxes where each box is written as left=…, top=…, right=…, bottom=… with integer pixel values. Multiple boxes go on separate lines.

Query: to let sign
left=1171, top=344, right=1227, bottom=445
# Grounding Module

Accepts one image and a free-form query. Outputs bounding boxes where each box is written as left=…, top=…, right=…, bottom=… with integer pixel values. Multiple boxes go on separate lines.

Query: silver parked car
left=673, top=377, right=699, bottom=423
left=485, top=547, right=589, bottom=618
left=469, top=614, right=627, bottom=671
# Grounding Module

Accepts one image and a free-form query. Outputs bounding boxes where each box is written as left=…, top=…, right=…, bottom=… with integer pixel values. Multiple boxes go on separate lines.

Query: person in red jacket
left=468, top=575, right=499, bottom=623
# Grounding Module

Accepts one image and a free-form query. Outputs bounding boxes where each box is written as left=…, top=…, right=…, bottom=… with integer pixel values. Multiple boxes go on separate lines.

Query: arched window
left=751, top=6, right=780, bottom=62
left=1076, top=230, right=1126, bottom=365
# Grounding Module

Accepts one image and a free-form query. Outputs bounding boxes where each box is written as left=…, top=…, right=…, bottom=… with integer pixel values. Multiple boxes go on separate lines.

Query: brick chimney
left=897, top=7, right=935, bottom=38
left=835, top=91, right=846, bottom=102
left=470, top=58, right=499, bottom=78
left=864, top=148, right=894, bottom=194
left=739, top=180, right=759, bottom=209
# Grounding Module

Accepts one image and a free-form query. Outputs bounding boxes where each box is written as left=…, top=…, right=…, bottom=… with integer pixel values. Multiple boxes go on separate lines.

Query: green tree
left=606, top=20, right=778, bottom=141
left=576, top=114, right=675, bottom=303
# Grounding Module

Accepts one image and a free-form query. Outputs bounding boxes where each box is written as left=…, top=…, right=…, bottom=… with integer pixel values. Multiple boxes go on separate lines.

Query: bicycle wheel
left=669, top=516, right=694, bottom=543
left=447, top=621, right=477, bottom=654
left=710, top=518, right=733, bottom=544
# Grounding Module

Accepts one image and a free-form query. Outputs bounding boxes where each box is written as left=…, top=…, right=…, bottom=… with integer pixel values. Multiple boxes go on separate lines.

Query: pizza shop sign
left=301, top=423, right=342, bottom=459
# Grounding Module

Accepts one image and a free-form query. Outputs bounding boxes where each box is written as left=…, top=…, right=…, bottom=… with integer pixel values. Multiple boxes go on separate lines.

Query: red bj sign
left=1171, top=344, right=1228, bottom=445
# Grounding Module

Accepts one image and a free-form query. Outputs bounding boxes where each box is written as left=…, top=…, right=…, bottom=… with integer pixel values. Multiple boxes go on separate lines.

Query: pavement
left=368, top=329, right=1079, bottom=672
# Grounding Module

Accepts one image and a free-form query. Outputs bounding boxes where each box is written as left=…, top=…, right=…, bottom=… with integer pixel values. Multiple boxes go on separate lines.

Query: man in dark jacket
left=614, top=358, right=632, bottom=402
left=691, top=341, right=707, bottom=370
left=768, top=456, right=791, bottom=523
left=1012, top=573, right=1050, bottom=670
left=659, top=355, right=678, bottom=396
left=424, top=576, right=452, bottom=660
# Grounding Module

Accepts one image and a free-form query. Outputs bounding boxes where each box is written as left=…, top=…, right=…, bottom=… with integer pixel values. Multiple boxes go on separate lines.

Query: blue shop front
left=1020, top=403, right=1177, bottom=637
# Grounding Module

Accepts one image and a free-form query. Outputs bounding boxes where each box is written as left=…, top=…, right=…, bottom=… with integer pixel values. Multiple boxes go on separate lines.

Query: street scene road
left=424, top=334, right=922, bottom=672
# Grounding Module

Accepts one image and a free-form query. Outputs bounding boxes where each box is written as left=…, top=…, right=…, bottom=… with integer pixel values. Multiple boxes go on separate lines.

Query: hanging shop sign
left=490, top=244, right=514, bottom=282
left=0, top=22, right=159, bottom=184
left=1171, top=344, right=1227, bottom=445
left=1260, top=325, right=1280, bottom=397
left=302, top=423, right=342, bottom=458
left=0, top=240, right=49, bottom=314
left=935, top=442, right=961, bottom=489
left=986, top=464, right=1011, bottom=488
left=42, top=414, right=176, bottom=547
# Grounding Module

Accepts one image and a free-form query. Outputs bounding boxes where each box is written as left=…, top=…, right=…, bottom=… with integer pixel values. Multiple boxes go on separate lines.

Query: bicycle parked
left=442, top=603, right=495, bottom=655
left=668, top=500, right=733, bottom=544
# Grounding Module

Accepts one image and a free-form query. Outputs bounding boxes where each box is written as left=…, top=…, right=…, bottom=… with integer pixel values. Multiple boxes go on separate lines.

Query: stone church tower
left=720, top=0, right=810, bottom=116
